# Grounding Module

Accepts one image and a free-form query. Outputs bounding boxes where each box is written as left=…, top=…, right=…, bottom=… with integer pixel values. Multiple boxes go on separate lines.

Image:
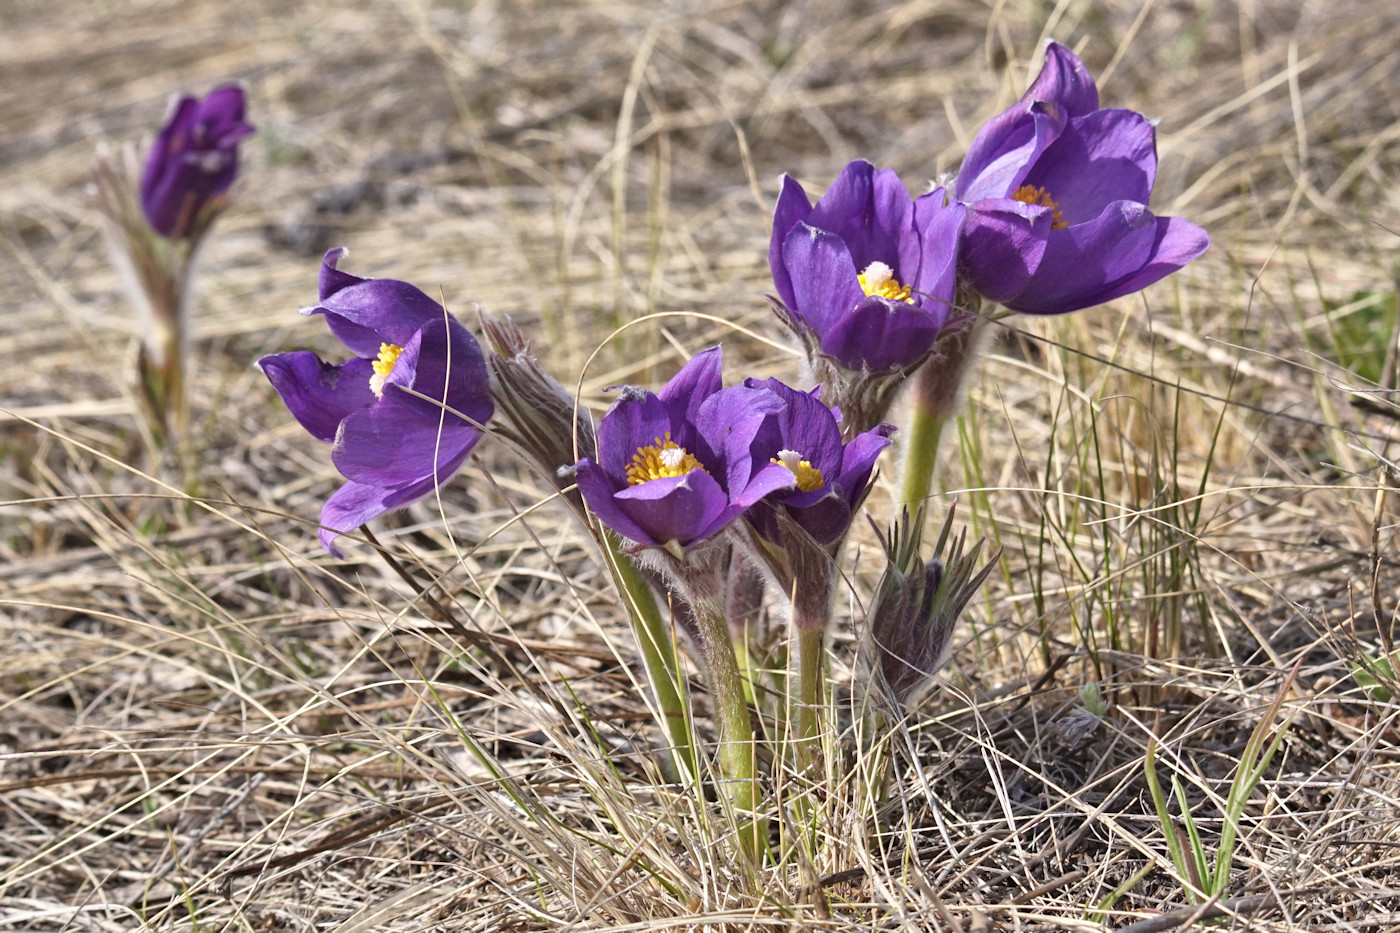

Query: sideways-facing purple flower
left=955, top=42, right=1208, bottom=314
left=743, top=378, right=893, bottom=547
left=259, top=248, right=493, bottom=556
left=573, top=348, right=797, bottom=553
left=141, top=86, right=255, bottom=240
left=770, top=160, right=965, bottom=374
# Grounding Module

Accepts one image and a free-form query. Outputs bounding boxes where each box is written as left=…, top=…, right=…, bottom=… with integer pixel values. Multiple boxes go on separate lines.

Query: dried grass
left=4, top=0, right=1400, bottom=929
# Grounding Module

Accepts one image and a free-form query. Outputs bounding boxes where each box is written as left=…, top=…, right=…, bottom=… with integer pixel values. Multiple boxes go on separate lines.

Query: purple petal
left=961, top=200, right=1054, bottom=303
left=822, top=298, right=943, bottom=372
left=732, top=460, right=801, bottom=509
left=1048, top=215, right=1210, bottom=312
left=782, top=222, right=866, bottom=335
left=695, top=385, right=786, bottom=494
left=781, top=496, right=853, bottom=545
left=807, top=161, right=916, bottom=279
left=331, top=398, right=480, bottom=487
left=1027, top=42, right=1099, bottom=115
left=957, top=99, right=1068, bottom=203
left=758, top=379, right=845, bottom=475
left=657, top=346, right=723, bottom=443
left=318, top=248, right=364, bottom=301
left=575, top=458, right=662, bottom=546
left=614, top=468, right=732, bottom=547
left=770, top=175, right=813, bottom=310
left=318, top=474, right=443, bottom=557
left=258, top=351, right=375, bottom=442
left=1024, top=109, right=1157, bottom=225
left=386, top=318, right=494, bottom=426
left=834, top=424, right=895, bottom=496
left=910, top=189, right=964, bottom=313
left=310, top=272, right=448, bottom=358
left=1010, top=200, right=1169, bottom=315
left=196, top=86, right=255, bottom=142
left=596, top=389, right=676, bottom=482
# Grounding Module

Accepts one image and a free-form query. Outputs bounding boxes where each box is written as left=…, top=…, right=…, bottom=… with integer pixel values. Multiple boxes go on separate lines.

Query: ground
left=4, top=0, right=1400, bottom=930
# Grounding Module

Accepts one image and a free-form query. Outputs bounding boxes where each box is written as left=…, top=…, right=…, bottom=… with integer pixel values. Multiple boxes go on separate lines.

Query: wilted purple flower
left=742, top=378, right=893, bottom=547
left=769, top=160, right=965, bottom=373
left=955, top=42, right=1208, bottom=315
left=573, top=348, right=797, bottom=552
left=140, top=86, right=255, bottom=239
left=259, top=249, right=493, bottom=556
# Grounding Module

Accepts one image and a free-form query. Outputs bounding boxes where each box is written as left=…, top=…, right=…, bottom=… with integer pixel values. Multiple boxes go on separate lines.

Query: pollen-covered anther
left=626, top=433, right=707, bottom=485
left=369, top=342, right=405, bottom=397
left=857, top=261, right=915, bottom=303
left=1011, top=184, right=1069, bottom=230
left=773, top=449, right=825, bottom=492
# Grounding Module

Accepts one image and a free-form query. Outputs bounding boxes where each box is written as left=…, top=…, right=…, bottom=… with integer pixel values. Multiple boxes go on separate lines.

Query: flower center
left=857, top=261, right=914, bottom=303
left=772, top=449, right=825, bottom=492
left=626, top=433, right=707, bottom=485
left=369, top=342, right=405, bottom=397
left=1011, top=184, right=1069, bottom=230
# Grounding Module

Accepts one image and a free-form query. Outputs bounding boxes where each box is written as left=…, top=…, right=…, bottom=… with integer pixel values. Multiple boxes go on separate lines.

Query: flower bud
left=867, top=507, right=996, bottom=710
left=140, top=86, right=255, bottom=241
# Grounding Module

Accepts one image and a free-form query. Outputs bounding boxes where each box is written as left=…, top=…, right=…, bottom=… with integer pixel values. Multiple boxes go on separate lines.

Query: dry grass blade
left=4, top=0, right=1400, bottom=929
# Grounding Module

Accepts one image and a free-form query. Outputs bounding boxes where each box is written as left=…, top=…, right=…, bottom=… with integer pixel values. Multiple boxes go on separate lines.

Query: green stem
left=692, top=597, right=765, bottom=861
left=793, top=626, right=826, bottom=769
left=602, top=533, right=695, bottom=782
left=899, top=404, right=947, bottom=513
left=899, top=307, right=989, bottom=513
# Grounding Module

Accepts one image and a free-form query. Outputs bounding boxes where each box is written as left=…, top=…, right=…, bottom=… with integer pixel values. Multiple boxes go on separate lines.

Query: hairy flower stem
left=899, top=310, right=988, bottom=512
left=898, top=405, right=947, bottom=514
left=793, top=624, right=826, bottom=770
left=690, top=593, right=766, bottom=861
left=602, top=532, right=695, bottom=783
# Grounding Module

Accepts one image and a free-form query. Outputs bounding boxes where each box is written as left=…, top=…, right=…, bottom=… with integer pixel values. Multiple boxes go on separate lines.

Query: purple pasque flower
left=140, top=85, right=255, bottom=239
left=742, top=378, right=893, bottom=547
left=573, top=348, right=797, bottom=552
left=770, top=160, right=965, bottom=373
left=258, top=248, right=493, bottom=556
left=955, top=42, right=1208, bottom=315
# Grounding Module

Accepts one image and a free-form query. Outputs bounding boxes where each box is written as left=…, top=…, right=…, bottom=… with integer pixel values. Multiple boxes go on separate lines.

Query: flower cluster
left=252, top=40, right=1210, bottom=833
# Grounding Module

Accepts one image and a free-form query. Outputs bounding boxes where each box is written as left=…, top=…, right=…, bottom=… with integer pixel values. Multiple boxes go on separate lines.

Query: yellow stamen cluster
left=1011, top=184, right=1069, bottom=230
left=773, top=449, right=825, bottom=492
left=857, top=261, right=915, bottom=303
left=369, top=342, right=406, bottom=397
left=626, top=433, right=706, bottom=486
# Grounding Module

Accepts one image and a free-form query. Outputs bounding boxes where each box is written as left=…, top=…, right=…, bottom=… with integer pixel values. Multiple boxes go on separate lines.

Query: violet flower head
left=573, top=348, right=797, bottom=553
left=140, top=86, right=255, bottom=240
left=259, top=249, right=494, bottom=556
left=770, top=160, right=965, bottom=373
left=742, top=378, right=893, bottom=547
left=955, top=42, right=1209, bottom=315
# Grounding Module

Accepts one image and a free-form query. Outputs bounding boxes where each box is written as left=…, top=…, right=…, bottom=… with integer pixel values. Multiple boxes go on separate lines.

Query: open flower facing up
left=742, top=379, right=893, bottom=548
left=955, top=42, right=1208, bottom=314
left=573, top=348, right=797, bottom=555
left=259, top=249, right=494, bottom=556
left=140, top=86, right=255, bottom=241
left=769, top=160, right=965, bottom=375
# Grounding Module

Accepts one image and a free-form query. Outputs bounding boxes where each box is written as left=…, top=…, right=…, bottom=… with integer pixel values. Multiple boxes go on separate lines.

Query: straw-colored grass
left=4, top=0, right=1400, bottom=929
